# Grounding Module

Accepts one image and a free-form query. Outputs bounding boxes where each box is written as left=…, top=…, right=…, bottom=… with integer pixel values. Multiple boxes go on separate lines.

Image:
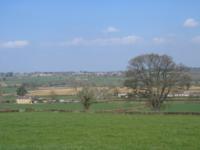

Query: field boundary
left=1, top=108, right=200, bottom=115
left=96, top=110, right=200, bottom=115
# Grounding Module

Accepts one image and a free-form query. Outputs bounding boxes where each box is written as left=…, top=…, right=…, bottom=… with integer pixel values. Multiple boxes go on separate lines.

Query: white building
left=16, top=96, right=33, bottom=104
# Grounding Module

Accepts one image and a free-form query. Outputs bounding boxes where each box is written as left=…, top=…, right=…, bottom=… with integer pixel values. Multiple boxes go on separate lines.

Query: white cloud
left=192, top=36, right=200, bottom=44
left=0, top=40, right=30, bottom=48
left=60, top=35, right=142, bottom=47
left=183, top=18, right=199, bottom=28
left=104, top=26, right=119, bottom=33
left=152, top=37, right=166, bottom=44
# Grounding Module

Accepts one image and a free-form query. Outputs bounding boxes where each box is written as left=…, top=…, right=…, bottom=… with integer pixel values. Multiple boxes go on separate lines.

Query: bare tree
left=77, top=86, right=95, bottom=111
left=124, top=54, right=191, bottom=110
left=113, top=87, right=119, bottom=96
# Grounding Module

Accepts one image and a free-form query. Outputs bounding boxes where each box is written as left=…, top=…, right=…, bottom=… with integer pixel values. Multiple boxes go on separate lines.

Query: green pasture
left=0, top=112, right=199, bottom=150
left=2, top=75, right=124, bottom=87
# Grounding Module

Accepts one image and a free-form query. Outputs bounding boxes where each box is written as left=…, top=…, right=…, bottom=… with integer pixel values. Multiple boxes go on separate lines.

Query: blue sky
left=0, top=0, right=200, bottom=72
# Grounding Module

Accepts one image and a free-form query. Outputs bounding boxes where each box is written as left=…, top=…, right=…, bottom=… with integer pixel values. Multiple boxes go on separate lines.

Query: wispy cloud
left=0, top=40, right=30, bottom=48
left=183, top=18, right=199, bottom=28
left=192, top=36, right=200, bottom=44
left=103, top=26, right=120, bottom=33
left=152, top=37, right=167, bottom=44
left=59, top=35, right=142, bottom=47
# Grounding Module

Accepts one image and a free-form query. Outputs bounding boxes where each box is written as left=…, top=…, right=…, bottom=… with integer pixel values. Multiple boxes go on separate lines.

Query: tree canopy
left=16, top=85, right=28, bottom=96
left=77, top=86, right=95, bottom=111
left=124, top=53, right=191, bottom=110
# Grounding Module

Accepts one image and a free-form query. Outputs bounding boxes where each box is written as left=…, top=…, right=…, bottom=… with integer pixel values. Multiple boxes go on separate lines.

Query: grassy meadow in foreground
left=0, top=112, right=199, bottom=150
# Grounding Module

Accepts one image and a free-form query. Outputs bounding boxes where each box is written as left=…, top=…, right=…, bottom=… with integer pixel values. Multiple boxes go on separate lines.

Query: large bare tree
left=124, top=54, right=191, bottom=110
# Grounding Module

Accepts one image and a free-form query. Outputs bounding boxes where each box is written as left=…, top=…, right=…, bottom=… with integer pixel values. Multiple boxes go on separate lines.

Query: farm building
left=118, top=93, right=128, bottom=98
left=16, top=96, right=33, bottom=104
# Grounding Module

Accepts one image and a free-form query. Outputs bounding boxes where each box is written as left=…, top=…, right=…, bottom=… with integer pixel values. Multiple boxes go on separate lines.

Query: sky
left=0, top=0, right=200, bottom=72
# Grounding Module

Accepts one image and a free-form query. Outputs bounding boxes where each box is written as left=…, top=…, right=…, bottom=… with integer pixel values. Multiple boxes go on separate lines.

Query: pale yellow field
left=190, top=86, right=200, bottom=90
left=28, top=87, right=133, bottom=96
left=28, top=87, right=80, bottom=96
left=28, top=86, right=200, bottom=96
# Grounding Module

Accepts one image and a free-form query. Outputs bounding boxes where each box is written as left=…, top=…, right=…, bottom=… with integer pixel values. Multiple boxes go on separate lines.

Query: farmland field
left=0, top=112, right=199, bottom=150
left=2, top=75, right=124, bottom=88
left=163, top=101, right=200, bottom=112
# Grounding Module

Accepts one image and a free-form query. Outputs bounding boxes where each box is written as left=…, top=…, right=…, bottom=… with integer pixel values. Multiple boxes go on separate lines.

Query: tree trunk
left=151, top=98, right=161, bottom=111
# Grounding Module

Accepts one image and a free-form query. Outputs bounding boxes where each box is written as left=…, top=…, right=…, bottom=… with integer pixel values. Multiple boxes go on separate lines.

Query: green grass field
left=163, top=101, right=200, bottom=112
left=0, top=112, right=199, bottom=150
left=3, top=75, right=124, bottom=88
